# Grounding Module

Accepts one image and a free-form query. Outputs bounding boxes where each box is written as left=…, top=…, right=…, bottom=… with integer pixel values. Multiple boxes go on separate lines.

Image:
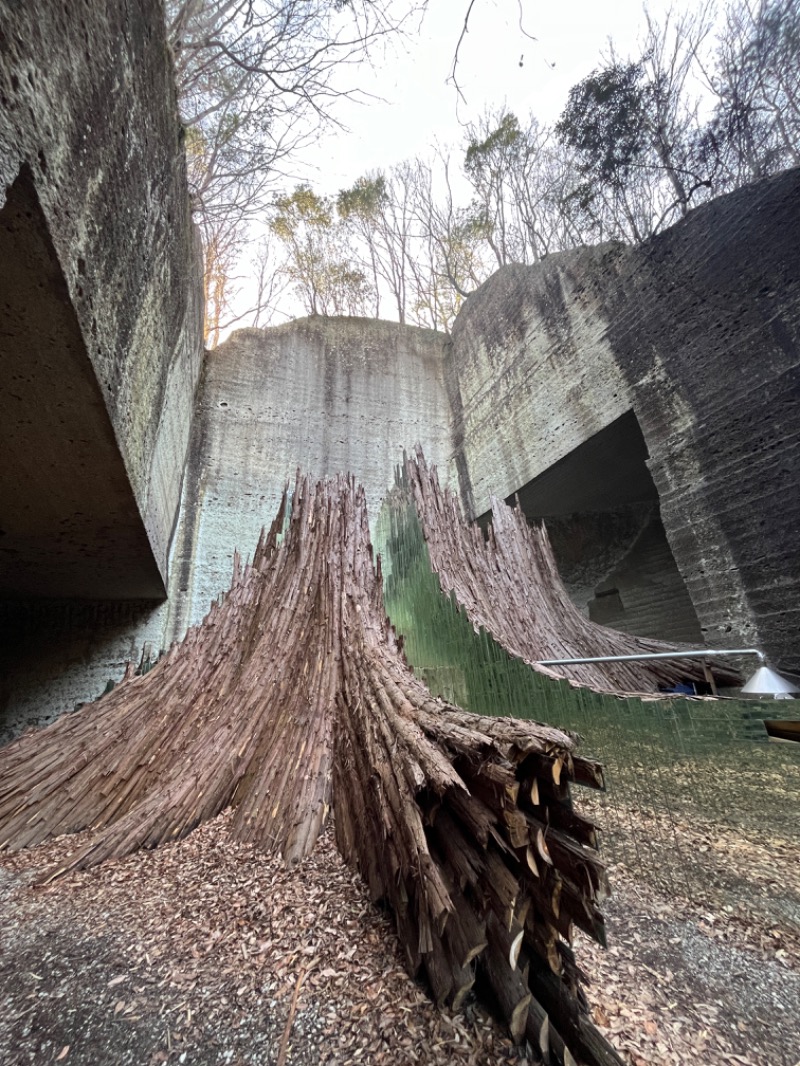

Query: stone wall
left=449, top=168, right=800, bottom=672
left=164, top=318, right=454, bottom=641
left=0, top=0, right=204, bottom=585
left=448, top=245, right=632, bottom=520
left=0, top=9, right=796, bottom=742
left=607, top=168, right=800, bottom=673
left=0, top=600, right=165, bottom=746
left=0, top=0, right=203, bottom=739
left=0, top=316, right=453, bottom=738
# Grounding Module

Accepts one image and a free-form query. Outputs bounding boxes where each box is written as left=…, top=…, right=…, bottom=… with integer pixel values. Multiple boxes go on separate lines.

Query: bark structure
left=0, top=475, right=622, bottom=1064
left=402, top=450, right=741, bottom=693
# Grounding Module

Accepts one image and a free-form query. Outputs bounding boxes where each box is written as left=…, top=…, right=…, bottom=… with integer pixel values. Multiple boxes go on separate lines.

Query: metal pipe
left=533, top=648, right=766, bottom=667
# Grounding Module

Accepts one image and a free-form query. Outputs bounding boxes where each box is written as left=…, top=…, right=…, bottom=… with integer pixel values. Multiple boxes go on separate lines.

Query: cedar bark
left=0, top=472, right=621, bottom=1065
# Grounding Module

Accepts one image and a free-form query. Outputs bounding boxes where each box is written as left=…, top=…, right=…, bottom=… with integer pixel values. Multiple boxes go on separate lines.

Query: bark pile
left=0, top=475, right=622, bottom=1065
left=402, top=450, right=741, bottom=694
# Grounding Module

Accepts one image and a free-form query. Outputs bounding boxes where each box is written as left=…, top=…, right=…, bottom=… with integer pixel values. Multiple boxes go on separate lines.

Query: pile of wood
left=402, top=449, right=741, bottom=694
left=0, top=475, right=622, bottom=1064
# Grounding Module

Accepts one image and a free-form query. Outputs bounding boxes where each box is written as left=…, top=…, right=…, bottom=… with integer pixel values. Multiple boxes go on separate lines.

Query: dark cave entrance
left=0, top=167, right=163, bottom=744
left=488, top=410, right=703, bottom=645
left=0, top=165, right=164, bottom=599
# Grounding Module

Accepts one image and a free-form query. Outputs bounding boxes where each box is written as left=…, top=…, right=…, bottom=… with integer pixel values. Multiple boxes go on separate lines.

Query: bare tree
left=168, top=0, right=416, bottom=191
left=374, top=165, right=417, bottom=323
left=703, top=0, right=800, bottom=188
left=249, top=234, right=289, bottom=329
left=463, top=109, right=594, bottom=264
left=202, top=213, right=247, bottom=347
left=405, top=154, right=492, bottom=332
left=164, top=0, right=418, bottom=338
left=338, top=167, right=421, bottom=323
left=556, top=4, right=717, bottom=242
left=631, top=4, right=715, bottom=216
left=337, top=175, right=388, bottom=319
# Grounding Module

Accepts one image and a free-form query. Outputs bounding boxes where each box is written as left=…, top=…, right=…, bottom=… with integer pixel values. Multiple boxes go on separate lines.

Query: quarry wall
left=163, top=317, right=454, bottom=642
left=449, top=168, right=800, bottom=673
left=448, top=246, right=633, bottom=521
left=0, top=0, right=204, bottom=739
left=0, top=312, right=452, bottom=740
left=0, top=0, right=204, bottom=587
left=0, top=0, right=796, bottom=739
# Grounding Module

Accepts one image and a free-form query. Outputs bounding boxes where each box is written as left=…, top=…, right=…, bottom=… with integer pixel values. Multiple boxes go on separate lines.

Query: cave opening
left=0, top=165, right=164, bottom=600
left=485, top=410, right=704, bottom=646
left=0, top=167, right=164, bottom=744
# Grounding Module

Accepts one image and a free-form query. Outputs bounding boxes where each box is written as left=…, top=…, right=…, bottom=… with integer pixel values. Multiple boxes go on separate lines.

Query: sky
left=223, top=0, right=687, bottom=336
left=301, top=0, right=679, bottom=194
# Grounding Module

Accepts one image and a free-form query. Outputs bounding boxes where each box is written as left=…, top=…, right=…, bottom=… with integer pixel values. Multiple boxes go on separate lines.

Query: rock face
left=166, top=317, right=453, bottom=641
left=448, top=245, right=633, bottom=521
left=0, top=0, right=204, bottom=593
left=0, top=0, right=204, bottom=737
left=449, top=167, right=800, bottom=673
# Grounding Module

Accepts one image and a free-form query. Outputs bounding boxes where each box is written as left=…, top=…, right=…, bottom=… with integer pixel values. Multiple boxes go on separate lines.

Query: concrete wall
left=448, top=245, right=633, bottom=520
left=449, top=168, right=800, bottom=672
left=0, top=0, right=204, bottom=587
left=0, top=600, right=165, bottom=746
left=587, top=516, right=704, bottom=645
left=0, top=316, right=453, bottom=738
left=607, top=168, right=800, bottom=673
left=165, top=317, right=454, bottom=640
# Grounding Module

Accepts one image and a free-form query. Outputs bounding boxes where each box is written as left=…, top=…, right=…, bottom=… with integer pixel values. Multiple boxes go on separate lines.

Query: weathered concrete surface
left=606, top=169, right=800, bottom=673
left=0, top=17, right=796, bottom=741
left=0, top=169, right=166, bottom=597
left=0, top=0, right=204, bottom=592
left=166, top=317, right=454, bottom=640
left=450, top=168, right=800, bottom=672
left=482, top=411, right=703, bottom=644
left=0, top=0, right=202, bottom=739
left=0, top=316, right=452, bottom=740
left=587, top=516, right=704, bottom=645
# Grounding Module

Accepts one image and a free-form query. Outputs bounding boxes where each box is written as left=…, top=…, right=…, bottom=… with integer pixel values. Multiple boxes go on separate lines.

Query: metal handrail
left=533, top=648, right=766, bottom=667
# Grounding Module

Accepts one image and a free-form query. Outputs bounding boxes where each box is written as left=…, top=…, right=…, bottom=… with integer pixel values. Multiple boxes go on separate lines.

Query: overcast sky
left=224, top=0, right=687, bottom=337
left=303, top=0, right=679, bottom=193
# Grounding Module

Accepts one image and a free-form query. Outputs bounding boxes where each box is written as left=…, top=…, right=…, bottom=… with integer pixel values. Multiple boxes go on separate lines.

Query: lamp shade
left=740, top=666, right=799, bottom=698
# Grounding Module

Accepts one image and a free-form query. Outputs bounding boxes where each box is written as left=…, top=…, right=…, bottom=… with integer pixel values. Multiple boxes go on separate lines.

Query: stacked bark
left=0, top=475, right=621, bottom=1065
left=402, top=449, right=741, bottom=694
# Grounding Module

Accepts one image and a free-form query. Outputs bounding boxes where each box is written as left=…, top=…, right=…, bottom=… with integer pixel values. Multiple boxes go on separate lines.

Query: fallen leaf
left=593, top=1006, right=611, bottom=1027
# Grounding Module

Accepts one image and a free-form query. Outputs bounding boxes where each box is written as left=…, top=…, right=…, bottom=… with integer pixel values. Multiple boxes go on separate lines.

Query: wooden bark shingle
left=0, top=473, right=622, bottom=1064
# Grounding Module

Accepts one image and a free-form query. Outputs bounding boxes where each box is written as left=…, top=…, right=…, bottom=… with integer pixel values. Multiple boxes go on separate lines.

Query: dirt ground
left=1, top=813, right=798, bottom=1066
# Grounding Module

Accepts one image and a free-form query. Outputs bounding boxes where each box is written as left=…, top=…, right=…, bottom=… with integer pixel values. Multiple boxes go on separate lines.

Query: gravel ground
left=1, top=812, right=798, bottom=1066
